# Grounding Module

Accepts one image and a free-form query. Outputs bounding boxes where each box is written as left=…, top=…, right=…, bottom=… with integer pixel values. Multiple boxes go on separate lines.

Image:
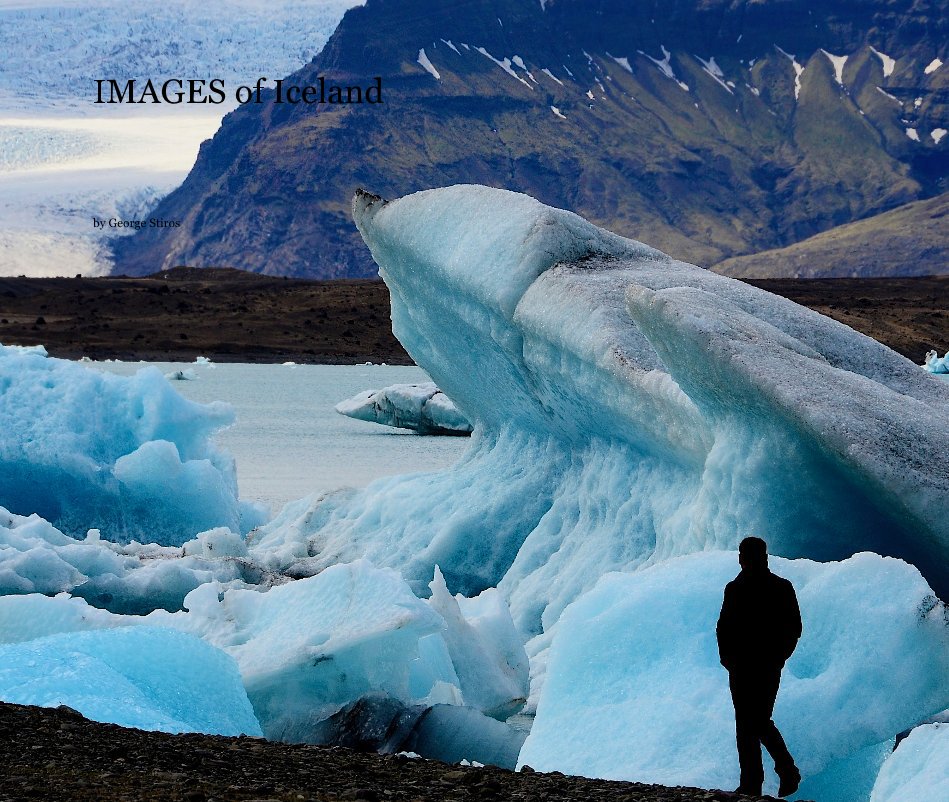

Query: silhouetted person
left=717, top=537, right=802, bottom=798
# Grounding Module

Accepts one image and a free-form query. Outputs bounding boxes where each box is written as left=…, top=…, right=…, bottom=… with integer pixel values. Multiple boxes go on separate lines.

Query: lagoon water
left=94, top=361, right=470, bottom=515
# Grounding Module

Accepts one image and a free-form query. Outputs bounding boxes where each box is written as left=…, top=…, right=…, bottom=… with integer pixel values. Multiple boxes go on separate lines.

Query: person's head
left=738, top=536, right=768, bottom=571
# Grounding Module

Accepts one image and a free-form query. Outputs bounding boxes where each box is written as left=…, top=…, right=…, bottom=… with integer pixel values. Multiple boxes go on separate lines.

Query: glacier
left=518, top=551, right=949, bottom=800
left=0, top=345, right=265, bottom=545
left=336, top=382, right=472, bottom=435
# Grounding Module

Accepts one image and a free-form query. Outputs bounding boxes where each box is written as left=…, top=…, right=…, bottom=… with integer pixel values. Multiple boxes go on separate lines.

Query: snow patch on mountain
left=639, top=46, right=689, bottom=91
left=775, top=45, right=805, bottom=99
left=821, top=50, right=848, bottom=86
left=417, top=49, right=441, bottom=80
left=870, top=46, right=896, bottom=78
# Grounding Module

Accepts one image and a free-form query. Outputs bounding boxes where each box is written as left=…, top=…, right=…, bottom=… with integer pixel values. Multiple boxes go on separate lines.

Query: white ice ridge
left=0, top=345, right=266, bottom=545
left=869, top=46, right=897, bottom=78
left=775, top=45, right=804, bottom=99
left=417, top=49, right=440, bottom=80
left=870, top=723, right=949, bottom=802
left=638, top=45, right=689, bottom=91
left=248, top=184, right=949, bottom=649
left=821, top=49, right=848, bottom=86
left=520, top=552, right=949, bottom=799
left=335, top=382, right=472, bottom=435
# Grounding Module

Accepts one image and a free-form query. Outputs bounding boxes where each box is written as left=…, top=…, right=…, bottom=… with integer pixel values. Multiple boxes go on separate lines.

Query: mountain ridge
left=112, top=0, right=949, bottom=278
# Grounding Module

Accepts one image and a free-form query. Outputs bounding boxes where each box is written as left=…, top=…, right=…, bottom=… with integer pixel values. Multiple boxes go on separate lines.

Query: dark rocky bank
left=0, top=702, right=797, bottom=802
left=0, top=270, right=945, bottom=364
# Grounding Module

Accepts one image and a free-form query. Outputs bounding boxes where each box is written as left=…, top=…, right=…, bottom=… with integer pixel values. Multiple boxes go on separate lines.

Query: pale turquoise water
left=94, top=361, right=471, bottom=515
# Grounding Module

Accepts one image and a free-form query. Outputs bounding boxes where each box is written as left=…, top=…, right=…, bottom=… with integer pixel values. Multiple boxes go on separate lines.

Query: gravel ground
left=0, top=703, right=799, bottom=802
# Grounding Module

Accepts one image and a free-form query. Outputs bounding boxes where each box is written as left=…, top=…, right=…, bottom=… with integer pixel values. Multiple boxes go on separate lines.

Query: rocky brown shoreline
left=0, top=269, right=945, bottom=365
left=0, top=703, right=796, bottom=802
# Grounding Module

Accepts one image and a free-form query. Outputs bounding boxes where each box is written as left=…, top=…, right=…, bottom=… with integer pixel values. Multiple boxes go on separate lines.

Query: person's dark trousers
left=728, top=665, right=797, bottom=793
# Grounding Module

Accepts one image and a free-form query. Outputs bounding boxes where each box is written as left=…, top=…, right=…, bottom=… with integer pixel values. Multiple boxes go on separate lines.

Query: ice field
left=0, top=185, right=947, bottom=798
left=0, top=112, right=223, bottom=277
left=0, top=0, right=357, bottom=277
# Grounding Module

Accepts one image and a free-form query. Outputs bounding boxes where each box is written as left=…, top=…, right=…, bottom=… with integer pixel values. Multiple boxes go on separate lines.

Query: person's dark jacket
left=716, top=568, right=802, bottom=671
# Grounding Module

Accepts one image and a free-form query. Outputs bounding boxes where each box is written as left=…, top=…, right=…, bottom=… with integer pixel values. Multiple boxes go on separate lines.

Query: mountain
left=112, top=0, right=949, bottom=279
left=717, top=190, right=949, bottom=277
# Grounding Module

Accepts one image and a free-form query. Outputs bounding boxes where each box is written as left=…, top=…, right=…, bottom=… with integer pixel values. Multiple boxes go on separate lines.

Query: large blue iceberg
left=0, top=345, right=264, bottom=545
left=252, top=185, right=949, bottom=649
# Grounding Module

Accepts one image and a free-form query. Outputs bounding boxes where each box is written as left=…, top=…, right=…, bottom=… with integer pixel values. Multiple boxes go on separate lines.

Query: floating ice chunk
left=165, top=367, right=198, bottom=381
left=638, top=46, right=689, bottom=90
left=550, top=105, right=566, bottom=119
left=907, top=127, right=920, bottom=141
left=417, top=48, right=440, bottom=80
left=925, top=58, right=943, bottom=75
left=0, top=506, right=262, bottom=615
left=775, top=45, right=804, bottom=99
left=428, top=567, right=528, bottom=718
left=870, top=46, right=896, bottom=78
left=519, top=552, right=949, bottom=798
left=932, top=129, right=947, bottom=144
left=0, top=345, right=245, bottom=544
left=335, top=382, right=472, bottom=435
left=540, top=68, right=564, bottom=86
left=0, top=626, right=261, bottom=736
left=182, top=526, right=249, bottom=559
left=871, top=723, right=949, bottom=802
left=924, top=350, right=949, bottom=374
left=441, top=39, right=460, bottom=55
left=3, top=343, right=47, bottom=355
left=610, top=55, right=632, bottom=73
left=194, top=355, right=213, bottom=365
left=821, top=49, right=848, bottom=85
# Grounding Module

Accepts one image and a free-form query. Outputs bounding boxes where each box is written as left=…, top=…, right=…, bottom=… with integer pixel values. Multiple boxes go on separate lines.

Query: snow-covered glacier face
left=329, top=184, right=949, bottom=639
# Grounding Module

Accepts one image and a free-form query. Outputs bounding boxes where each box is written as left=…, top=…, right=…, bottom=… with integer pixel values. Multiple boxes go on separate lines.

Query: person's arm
left=781, top=580, right=803, bottom=662
left=716, top=584, right=737, bottom=670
